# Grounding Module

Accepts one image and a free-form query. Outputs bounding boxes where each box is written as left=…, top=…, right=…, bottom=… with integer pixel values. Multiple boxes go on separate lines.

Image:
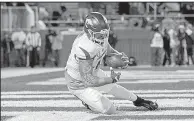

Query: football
left=105, top=53, right=126, bottom=69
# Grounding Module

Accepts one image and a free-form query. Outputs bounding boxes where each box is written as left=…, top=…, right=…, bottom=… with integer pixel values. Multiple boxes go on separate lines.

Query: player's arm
left=79, top=59, right=114, bottom=87
left=107, top=43, right=121, bottom=56
left=106, top=43, right=129, bottom=68
left=77, top=47, right=119, bottom=87
left=107, top=43, right=128, bottom=59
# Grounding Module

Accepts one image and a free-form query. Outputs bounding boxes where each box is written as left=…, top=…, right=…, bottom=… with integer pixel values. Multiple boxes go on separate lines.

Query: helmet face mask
left=93, top=29, right=109, bottom=40
left=84, top=12, right=110, bottom=47
left=88, top=28, right=109, bottom=46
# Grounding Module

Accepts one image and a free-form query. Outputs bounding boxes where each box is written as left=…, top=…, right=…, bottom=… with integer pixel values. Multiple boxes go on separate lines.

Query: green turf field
left=1, top=66, right=194, bottom=121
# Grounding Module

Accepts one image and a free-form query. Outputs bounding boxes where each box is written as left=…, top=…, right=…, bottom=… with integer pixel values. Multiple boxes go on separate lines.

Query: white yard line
left=2, top=90, right=194, bottom=95
left=1, top=94, right=194, bottom=99
left=27, top=79, right=194, bottom=85
left=26, top=76, right=194, bottom=86
left=1, top=99, right=194, bottom=107
left=110, top=110, right=194, bottom=116
left=2, top=68, right=194, bottom=79
left=1, top=110, right=194, bottom=121
left=1, top=68, right=65, bottom=79
left=2, top=110, right=194, bottom=117
left=177, top=70, right=194, bottom=73
left=2, top=111, right=98, bottom=121
left=92, top=118, right=194, bottom=121
left=118, top=75, right=194, bottom=79
left=118, top=79, right=194, bottom=83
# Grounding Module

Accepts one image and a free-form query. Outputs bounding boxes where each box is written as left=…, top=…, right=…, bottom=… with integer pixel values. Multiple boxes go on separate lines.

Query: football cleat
left=74, top=94, right=91, bottom=110
left=82, top=101, right=91, bottom=110
left=133, top=96, right=158, bottom=110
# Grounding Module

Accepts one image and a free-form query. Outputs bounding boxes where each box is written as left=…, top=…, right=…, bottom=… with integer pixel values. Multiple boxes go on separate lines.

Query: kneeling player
left=65, top=12, right=158, bottom=114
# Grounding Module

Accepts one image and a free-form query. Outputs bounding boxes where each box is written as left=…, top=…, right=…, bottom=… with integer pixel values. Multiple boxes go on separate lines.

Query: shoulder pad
left=75, top=35, right=97, bottom=60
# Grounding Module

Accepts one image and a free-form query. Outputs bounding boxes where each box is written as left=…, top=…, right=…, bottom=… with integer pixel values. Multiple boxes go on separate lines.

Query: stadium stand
left=1, top=2, right=194, bottom=67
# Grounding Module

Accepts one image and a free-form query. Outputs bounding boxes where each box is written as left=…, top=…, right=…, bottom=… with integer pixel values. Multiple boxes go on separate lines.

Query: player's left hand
left=120, top=52, right=129, bottom=69
left=110, top=68, right=121, bottom=83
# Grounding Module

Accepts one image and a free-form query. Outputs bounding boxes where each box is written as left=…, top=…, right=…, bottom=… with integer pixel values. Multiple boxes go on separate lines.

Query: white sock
left=108, top=84, right=137, bottom=101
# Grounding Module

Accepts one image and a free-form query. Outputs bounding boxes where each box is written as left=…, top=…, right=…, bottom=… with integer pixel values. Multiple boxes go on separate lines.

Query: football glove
left=120, top=52, right=129, bottom=69
left=110, top=67, right=121, bottom=83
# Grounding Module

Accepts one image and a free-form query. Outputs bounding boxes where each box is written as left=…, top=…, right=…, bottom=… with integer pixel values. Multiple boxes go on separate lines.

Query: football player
left=65, top=12, right=158, bottom=114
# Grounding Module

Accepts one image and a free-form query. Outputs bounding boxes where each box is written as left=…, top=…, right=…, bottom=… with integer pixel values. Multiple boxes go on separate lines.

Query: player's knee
left=104, top=103, right=117, bottom=115
left=100, top=97, right=116, bottom=115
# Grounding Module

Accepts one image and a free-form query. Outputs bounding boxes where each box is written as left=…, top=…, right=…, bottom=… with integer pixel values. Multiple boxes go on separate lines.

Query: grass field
left=1, top=66, right=194, bottom=121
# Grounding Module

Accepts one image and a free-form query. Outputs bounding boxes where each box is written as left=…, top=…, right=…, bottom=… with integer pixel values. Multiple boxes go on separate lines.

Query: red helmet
left=84, top=12, right=110, bottom=46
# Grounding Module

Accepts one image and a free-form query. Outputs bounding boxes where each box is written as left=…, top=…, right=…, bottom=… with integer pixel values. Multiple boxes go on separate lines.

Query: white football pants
left=67, top=69, right=137, bottom=114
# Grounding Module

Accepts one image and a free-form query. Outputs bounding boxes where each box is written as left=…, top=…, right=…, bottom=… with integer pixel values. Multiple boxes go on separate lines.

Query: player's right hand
left=121, top=52, right=129, bottom=69
left=110, top=68, right=121, bottom=83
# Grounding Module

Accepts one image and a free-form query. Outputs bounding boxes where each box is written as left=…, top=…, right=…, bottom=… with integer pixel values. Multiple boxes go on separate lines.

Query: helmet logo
left=85, top=18, right=97, bottom=29
left=85, top=19, right=92, bottom=28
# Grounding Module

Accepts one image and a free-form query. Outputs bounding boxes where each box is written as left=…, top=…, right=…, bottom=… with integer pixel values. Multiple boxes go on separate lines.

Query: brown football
left=105, top=53, right=126, bottom=68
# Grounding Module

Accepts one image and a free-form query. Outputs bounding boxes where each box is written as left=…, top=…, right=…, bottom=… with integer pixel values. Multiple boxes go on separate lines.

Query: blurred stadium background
left=1, top=2, right=194, bottom=67
left=1, top=2, right=194, bottom=121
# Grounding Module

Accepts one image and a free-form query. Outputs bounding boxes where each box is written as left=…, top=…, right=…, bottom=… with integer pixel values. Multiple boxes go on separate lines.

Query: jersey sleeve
left=75, top=42, right=96, bottom=60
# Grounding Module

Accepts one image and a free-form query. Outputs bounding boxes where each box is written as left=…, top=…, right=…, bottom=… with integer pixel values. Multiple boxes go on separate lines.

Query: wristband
left=112, top=78, right=118, bottom=83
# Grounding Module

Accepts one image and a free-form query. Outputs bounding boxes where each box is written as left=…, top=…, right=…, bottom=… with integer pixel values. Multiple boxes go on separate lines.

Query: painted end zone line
left=1, top=99, right=194, bottom=107
left=2, top=110, right=194, bottom=117
left=26, top=79, right=194, bottom=85
left=92, top=118, right=194, bottom=121
left=177, top=70, right=194, bottom=73
left=2, top=111, right=97, bottom=121
left=1, top=94, right=194, bottom=99
left=1, top=68, right=65, bottom=79
left=2, top=90, right=194, bottom=95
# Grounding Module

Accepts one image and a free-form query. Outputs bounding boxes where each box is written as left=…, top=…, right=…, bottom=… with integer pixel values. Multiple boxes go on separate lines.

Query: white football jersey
left=66, top=32, right=109, bottom=89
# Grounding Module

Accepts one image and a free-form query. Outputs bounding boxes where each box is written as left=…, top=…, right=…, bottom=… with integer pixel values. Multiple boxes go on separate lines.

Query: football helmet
left=84, top=12, right=110, bottom=46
